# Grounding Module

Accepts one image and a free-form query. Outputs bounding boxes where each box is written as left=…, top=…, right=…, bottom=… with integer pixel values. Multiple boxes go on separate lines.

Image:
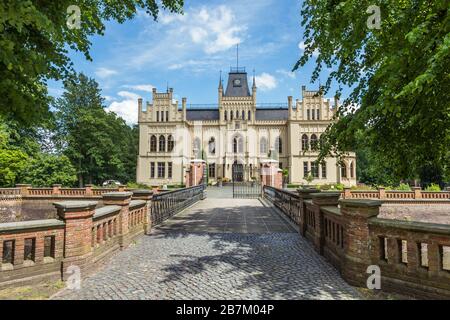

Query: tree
left=54, top=73, right=138, bottom=186
left=0, top=0, right=184, bottom=125
left=0, top=121, right=28, bottom=186
left=294, top=0, right=450, bottom=186
left=21, top=153, right=77, bottom=187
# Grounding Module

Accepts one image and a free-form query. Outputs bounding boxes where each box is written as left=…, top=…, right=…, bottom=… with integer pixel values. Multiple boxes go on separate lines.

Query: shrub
left=425, top=183, right=441, bottom=191
left=396, top=183, right=412, bottom=191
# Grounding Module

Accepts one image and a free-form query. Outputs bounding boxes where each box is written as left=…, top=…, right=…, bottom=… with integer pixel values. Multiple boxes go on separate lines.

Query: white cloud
left=276, top=69, right=296, bottom=79
left=298, top=41, right=319, bottom=57
left=255, top=73, right=277, bottom=91
left=95, top=67, right=118, bottom=79
left=106, top=91, right=141, bottom=125
left=122, top=84, right=155, bottom=92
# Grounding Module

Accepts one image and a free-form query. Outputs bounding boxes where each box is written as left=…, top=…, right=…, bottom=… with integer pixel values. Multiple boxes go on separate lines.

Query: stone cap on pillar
left=132, top=189, right=153, bottom=200
left=53, top=201, right=98, bottom=219
left=191, top=159, right=206, bottom=164
left=102, top=191, right=133, bottom=205
left=297, top=188, right=320, bottom=199
left=311, top=192, right=341, bottom=205
left=339, top=199, right=382, bottom=218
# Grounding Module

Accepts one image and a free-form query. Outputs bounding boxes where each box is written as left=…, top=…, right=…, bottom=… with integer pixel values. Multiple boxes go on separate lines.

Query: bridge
left=1, top=184, right=449, bottom=299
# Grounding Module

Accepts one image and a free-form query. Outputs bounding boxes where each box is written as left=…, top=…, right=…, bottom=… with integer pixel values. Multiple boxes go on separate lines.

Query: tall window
left=224, top=111, right=227, bottom=121
left=150, top=162, right=155, bottom=178
left=156, top=111, right=159, bottom=122
left=311, top=109, right=315, bottom=120
left=168, top=162, right=172, bottom=178
left=350, top=162, right=354, bottom=178
left=311, top=161, right=319, bottom=178
left=159, top=135, right=166, bottom=152
left=167, top=135, right=174, bottom=152
left=260, top=137, right=268, bottom=155
left=307, top=109, right=310, bottom=120
left=193, top=138, right=201, bottom=158
left=248, top=111, right=251, bottom=121
left=275, top=136, right=282, bottom=154
left=242, top=110, right=245, bottom=120
left=233, top=135, right=243, bottom=153
left=303, top=161, right=309, bottom=177
left=317, top=109, right=320, bottom=120
left=208, top=137, right=216, bottom=155
left=208, top=163, right=216, bottom=178
left=231, top=111, right=234, bottom=120
left=166, top=111, right=169, bottom=122
left=321, top=161, right=327, bottom=178
left=158, top=162, right=165, bottom=178
left=341, top=163, right=347, bottom=178
left=301, top=134, right=309, bottom=151
left=310, top=134, right=318, bottom=150
left=150, top=135, right=157, bottom=152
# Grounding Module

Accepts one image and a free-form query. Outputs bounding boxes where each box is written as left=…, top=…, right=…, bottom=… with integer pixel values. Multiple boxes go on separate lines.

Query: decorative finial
left=236, top=44, right=239, bottom=69
left=219, top=70, right=222, bottom=89
left=252, top=68, right=256, bottom=88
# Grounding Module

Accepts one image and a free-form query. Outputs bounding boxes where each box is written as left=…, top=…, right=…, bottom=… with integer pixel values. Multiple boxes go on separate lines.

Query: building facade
left=136, top=68, right=357, bottom=186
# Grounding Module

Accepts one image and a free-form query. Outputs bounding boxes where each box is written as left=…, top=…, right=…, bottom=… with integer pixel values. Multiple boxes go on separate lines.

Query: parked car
left=102, top=180, right=122, bottom=187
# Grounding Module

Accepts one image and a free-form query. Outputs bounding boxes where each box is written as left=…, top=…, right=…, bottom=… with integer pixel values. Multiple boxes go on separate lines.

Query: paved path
left=54, top=197, right=361, bottom=300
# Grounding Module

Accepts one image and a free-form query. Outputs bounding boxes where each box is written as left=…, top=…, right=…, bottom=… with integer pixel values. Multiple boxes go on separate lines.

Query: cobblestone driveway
left=54, top=198, right=361, bottom=300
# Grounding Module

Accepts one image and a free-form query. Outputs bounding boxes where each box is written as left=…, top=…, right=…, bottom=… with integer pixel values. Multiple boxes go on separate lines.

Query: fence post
left=297, top=188, right=320, bottom=236
left=16, top=184, right=31, bottom=196
left=412, top=187, right=422, bottom=199
left=54, top=200, right=97, bottom=280
left=52, top=184, right=62, bottom=196
left=102, top=192, right=132, bottom=249
left=378, top=187, right=386, bottom=200
left=131, top=190, right=153, bottom=234
left=340, top=199, right=381, bottom=287
left=310, top=192, right=341, bottom=254
left=344, top=187, right=351, bottom=199
left=85, top=184, right=94, bottom=197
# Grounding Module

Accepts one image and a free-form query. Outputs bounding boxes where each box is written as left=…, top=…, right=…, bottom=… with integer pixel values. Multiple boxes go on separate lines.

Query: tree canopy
left=0, top=0, right=183, bottom=125
left=294, top=0, right=450, bottom=186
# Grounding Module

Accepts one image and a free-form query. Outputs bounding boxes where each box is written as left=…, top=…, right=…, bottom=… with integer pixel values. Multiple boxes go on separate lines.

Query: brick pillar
left=296, top=188, right=320, bottom=236
left=343, top=187, right=351, bottom=199
left=260, top=160, right=280, bottom=188
left=52, top=184, right=62, bottom=195
left=310, top=193, right=341, bottom=254
left=118, top=185, right=126, bottom=192
left=16, top=184, right=31, bottom=196
left=102, top=192, right=132, bottom=248
left=54, top=200, right=97, bottom=279
left=340, top=199, right=381, bottom=286
left=131, top=189, right=153, bottom=234
left=85, top=184, right=94, bottom=197
left=378, top=187, right=386, bottom=199
left=412, top=187, right=421, bottom=199
left=188, top=160, right=206, bottom=187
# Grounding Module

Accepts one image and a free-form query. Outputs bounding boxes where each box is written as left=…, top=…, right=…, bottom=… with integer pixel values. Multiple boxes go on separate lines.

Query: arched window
left=208, top=137, right=216, bottom=155
left=260, top=137, right=268, bottom=155
left=233, top=135, right=243, bottom=153
left=242, top=110, right=245, bottom=120
left=231, top=111, right=234, bottom=120
left=248, top=111, right=251, bottom=121
left=310, top=134, right=318, bottom=150
left=341, top=163, right=347, bottom=178
left=350, top=162, right=354, bottom=178
left=159, top=135, right=166, bottom=152
left=301, top=134, right=309, bottom=151
left=150, top=135, right=157, bottom=152
left=275, top=136, right=282, bottom=154
left=224, top=111, right=227, bottom=121
left=167, top=135, right=174, bottom=152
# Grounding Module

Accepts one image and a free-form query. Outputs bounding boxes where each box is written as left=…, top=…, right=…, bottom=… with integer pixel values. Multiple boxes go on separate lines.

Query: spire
left=218, top=70, right=223, bottom=89
left=252, top=68, right=256, bottom=89
left=236, top=44, right=239, bottom=69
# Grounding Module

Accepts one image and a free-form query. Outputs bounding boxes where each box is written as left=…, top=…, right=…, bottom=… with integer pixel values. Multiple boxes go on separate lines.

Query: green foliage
left=54, top=73, right=138, bottom=186
left=397, top=183, right=412, bottom=191
left=21, top=153, right=77, bottom=187
left=0, top=148, right=28, bottom=186
left=425, top=183, right=441, bottom=191
left=0, top=0, right=184, bottom=125
left=295, top=0, right=450, bottom=186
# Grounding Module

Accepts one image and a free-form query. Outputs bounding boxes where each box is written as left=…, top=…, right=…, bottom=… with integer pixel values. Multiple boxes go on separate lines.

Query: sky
left=49, top=0, right=346, bottom=125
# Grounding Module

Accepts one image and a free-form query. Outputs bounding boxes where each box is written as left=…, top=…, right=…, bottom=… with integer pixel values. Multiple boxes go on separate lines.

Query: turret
left=288, top=96, right=293, bottom=118
left=182, top=97, right=187, bottom=122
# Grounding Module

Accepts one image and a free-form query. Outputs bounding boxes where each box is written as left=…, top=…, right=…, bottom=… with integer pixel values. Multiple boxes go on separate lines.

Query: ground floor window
left=208, top=163, right=216, bottom=178
left=158, top=162, right=165, bottom=178
left=310, top=161, right=319, bottom=178
left=150, top=162, right=155, bottom=178
left=303, top=161, right=309, bottom=177
left=168, top=162, right=172, bottom=178
left=321, top=162, right=327, bottom=178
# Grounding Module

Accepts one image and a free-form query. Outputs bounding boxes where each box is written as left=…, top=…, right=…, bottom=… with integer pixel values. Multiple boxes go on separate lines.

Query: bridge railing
left=151, top=185, right=206, bottom=226
left=263, top=186, right=450, bottom=299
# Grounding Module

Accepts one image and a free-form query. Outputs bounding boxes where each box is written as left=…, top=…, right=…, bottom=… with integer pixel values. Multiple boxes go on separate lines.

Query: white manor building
left=136, top=67, right=357, bottom=186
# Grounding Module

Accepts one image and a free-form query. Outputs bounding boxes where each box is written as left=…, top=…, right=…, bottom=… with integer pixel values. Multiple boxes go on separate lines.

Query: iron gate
left=232, top=164, right=262, bottom=198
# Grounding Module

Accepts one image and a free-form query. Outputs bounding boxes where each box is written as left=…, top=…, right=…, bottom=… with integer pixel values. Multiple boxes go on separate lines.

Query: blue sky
left=49, top=0, right=345, bottom=124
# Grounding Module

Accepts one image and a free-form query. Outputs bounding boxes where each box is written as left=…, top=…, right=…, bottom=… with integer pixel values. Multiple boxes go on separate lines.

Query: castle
left=136, top=67, right=357, bottom=186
